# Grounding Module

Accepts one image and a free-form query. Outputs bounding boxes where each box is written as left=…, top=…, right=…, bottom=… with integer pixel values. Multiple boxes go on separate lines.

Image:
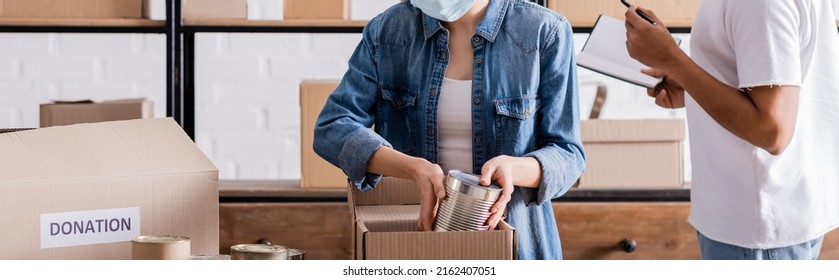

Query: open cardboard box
left=349, top=177, right=516, bottom=260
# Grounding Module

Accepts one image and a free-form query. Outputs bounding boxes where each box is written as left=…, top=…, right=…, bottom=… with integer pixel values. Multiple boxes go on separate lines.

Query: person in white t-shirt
left=624, top=0, right=839, bottom=259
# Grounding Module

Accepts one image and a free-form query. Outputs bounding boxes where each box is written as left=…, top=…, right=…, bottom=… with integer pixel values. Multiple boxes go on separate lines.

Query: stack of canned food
left=433, top=170, right=502, bottom=232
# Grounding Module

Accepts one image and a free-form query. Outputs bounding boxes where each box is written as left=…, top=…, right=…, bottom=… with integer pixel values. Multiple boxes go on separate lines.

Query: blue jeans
left=697, top=231, right=824, bottom=260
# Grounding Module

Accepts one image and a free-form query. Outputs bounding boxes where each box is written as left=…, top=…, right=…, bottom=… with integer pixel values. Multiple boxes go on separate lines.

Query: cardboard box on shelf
left=182, top=0, right=247, bottom=19
left=0, top=118, right=219, bottom=259
left=547, top=0, right=700, bottom=27
left=40, top=98, right=153, bottom=128
left=578, top=119, right=685, bottom=188
left=0, top=0, right=142, bottom=18
left=300, top=80, right=347, bottom=189
left=143, top=0, right=166, bottom=20
left=350, top=177, right=516, bottom=260
left=285, top=0, right=349, bottom=20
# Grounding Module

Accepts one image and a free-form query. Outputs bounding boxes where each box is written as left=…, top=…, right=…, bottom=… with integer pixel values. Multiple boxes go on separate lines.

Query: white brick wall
left=194, top=33, right=361, bottom=180
left=0, top=33, right=167, bottom=130
left=0, top=30, right=691, bottom=181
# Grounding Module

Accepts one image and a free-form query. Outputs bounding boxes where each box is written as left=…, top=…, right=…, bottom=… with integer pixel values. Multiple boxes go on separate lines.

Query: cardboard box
left=350, top=0, right=399, bottom=21
left=0, top=0, right=142, bottom=18
left=349, top=177, right=517, bottom=260
left=0, top=118, right=219, bottom=259
left=285, top=0, right=348, bottom=20
left=300, top=81, right=347, bottom=189
left=547, top=0, right=700, bottom=27
left=182, top=0, right=247, bottom=19
left=40, top=98, right=153, bottom=128
left=577, top=119, right=685, bottom=188
left=143, top=0, right=166, bottom=20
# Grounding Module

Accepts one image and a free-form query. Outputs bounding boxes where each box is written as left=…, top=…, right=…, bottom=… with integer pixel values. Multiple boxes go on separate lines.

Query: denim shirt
left=314, top=0, right=585, bottom=260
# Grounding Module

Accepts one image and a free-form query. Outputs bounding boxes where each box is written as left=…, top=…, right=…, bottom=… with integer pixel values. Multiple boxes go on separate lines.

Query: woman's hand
left=410, top=160, right=447, bottom=231
left=478, top=155, right=521, bottom=230
left=642, top=68, right=686, bottom=109
left=368, top=146, right=446, bottom=231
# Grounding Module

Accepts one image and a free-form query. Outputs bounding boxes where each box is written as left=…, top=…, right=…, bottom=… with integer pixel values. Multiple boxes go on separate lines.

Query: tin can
left=190, top=254, right=232, bottom=260
left=287, top=248, right=305, bottom=260
left=131, top=235, right=191, bottom=260
left=230, top=244, right=289, bottom=260
left=433, top=170, right=502, bottom=232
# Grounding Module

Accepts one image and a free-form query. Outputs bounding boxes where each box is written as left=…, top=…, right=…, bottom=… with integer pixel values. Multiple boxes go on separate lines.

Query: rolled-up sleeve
left=313, top=16, right=388, bottom=191
left=521, top=18, right=586, bottom=206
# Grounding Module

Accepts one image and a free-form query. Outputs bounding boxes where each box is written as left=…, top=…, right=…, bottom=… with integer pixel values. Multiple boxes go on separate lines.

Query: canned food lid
left=446, top=170, right=502, bottom=200
left=231, top=244, right=288, bottom=254
left=288, top=248, right=305, bottom=255
left=190, top=254, right=232, bottom=260
left=132, top=235, right=190, bottom=244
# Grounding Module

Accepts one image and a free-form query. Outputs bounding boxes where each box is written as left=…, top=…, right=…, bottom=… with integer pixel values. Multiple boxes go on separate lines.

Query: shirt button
left=473, top=37, right=480, bottom=43
left=396, top=100, right=403, bottom=106
left=474, top=137, right=481, bottom=144
left=474, top=98, right=480, bottom=104
left=427, top=128, right=434, bottom=137
left=430, top=88, right=437, bottom=97
left=476, top=58, right=482, bottom=64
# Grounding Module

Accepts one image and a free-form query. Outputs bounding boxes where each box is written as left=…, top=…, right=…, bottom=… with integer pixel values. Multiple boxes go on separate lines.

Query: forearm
left=663, top=54, right=787, bottom=153
left=367, top=146, right=426, bottom=181
left=511, top=156, right=542, bottom=189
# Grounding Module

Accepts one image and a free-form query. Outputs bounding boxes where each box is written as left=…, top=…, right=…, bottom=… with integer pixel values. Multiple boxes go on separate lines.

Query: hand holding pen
left=622, top=0, right=656, bottom=25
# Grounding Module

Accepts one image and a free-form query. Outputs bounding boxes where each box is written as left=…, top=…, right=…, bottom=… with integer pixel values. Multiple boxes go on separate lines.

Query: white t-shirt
left=437, top=78, right=473, bottom=173
left=688, top=0, right=839, bottom=249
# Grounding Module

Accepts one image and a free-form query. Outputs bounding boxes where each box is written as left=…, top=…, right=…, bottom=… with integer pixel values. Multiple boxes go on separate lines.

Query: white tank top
left=437, top=78, right=473, bottom=173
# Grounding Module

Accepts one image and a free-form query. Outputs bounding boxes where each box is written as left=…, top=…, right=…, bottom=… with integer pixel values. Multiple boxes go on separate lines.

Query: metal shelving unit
left=4, top=1, right=834, bottom=140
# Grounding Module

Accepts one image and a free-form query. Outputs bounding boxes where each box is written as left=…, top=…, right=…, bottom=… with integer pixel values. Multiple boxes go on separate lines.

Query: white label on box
left=40, top=207, right=141, bottom=249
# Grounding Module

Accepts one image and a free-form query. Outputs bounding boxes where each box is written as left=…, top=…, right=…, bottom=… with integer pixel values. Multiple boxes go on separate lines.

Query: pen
left=621, top=0, right=656, bottom=25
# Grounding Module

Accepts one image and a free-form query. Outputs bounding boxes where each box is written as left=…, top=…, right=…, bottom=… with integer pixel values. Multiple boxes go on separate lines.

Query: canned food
left=131, top=235, right=191, bottom=260
left=190, top=254, right=232, bottom=260
left=287, top=248, right=305, bottom=260
left=230, top=244, right=288, bottom=260
left=433, top=170, right=502, bottom=232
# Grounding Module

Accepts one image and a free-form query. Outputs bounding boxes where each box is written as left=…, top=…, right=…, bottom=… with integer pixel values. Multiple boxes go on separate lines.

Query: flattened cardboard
left=0, top=0, right=142, bottom=18
left=349, top=177, right=516, bottom=260
left=40, top=98, right=153, bottom=128
left=285, top=0, right=349, bottom=20
left=578, top=119, right=685, bottom=188
left=182, top=0, right=247, bottom=19
left=0, top=118, right=219, bottom=259
left=300, top=80, right=348, bottom=189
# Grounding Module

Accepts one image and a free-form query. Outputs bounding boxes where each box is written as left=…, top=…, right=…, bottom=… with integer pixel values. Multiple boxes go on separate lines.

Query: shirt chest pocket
left=376, top=85, right=419, bottom=154
left=495, top=96, right=537, bottom=120
left=381, top=85, right=418, bottom=111
left=494, top=95, right=538, bottom=154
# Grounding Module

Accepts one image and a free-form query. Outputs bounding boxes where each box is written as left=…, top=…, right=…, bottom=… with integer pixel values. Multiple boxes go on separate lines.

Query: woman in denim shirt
left=314, top=0, right=585, bottom=260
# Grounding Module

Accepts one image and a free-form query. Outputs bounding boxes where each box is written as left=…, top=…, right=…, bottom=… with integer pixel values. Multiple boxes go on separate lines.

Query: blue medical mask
left=411, top=0, right=477, bottom=22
